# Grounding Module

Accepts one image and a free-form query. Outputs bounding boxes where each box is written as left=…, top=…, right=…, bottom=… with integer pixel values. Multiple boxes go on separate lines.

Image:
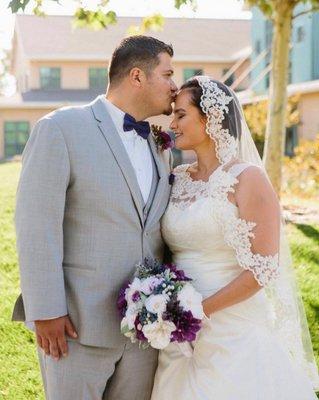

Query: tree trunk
left=263, top=2, right=293, bottom=196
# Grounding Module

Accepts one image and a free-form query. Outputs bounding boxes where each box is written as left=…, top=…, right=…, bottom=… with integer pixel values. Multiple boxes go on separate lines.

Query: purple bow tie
left=123, top=113, right=151, bottom=140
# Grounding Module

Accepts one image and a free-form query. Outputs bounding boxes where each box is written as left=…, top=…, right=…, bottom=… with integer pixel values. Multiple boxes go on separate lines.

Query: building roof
left=15, top=15, right=251, bottom=63
left=237, top=79, right=319, bottom=104
left=21, top=89, right=102, bottom=102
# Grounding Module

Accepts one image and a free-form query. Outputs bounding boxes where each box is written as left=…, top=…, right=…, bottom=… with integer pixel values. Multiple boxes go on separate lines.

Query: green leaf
left=73, top=8, right=117, bottom=30
left=245, top=0, right=274, bottom=17
left=8, top=0, right=31, bottom=13
left=174, top=0, right=197, bottom=11
left=120, top=325, right=132, bottom=335
left=142, top=14, right=165, bottom=32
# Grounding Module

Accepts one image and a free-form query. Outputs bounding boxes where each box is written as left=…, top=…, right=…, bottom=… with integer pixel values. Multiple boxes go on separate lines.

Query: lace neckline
left=182, top=162, right=224, bottom=184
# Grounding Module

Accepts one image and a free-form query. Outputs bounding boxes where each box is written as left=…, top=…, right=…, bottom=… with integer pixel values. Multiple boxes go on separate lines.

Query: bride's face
left=170, top=90, right=210, bottom=151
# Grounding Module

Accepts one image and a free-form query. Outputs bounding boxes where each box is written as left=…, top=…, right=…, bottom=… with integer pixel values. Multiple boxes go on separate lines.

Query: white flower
left=142, top=320, right=176, bottom=349
left=125, top=302, right=142, bottom=329
left=145, top=294, right=169, bottom=315
left=177, top=283, right=204, bottom=319
left=140, top=276, right=164, bottom=295
left=125, top=277, right=142, bottom=304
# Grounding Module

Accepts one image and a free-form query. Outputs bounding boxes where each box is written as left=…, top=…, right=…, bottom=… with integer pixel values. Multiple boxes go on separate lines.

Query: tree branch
left=293, top=6, right=319, bottom=19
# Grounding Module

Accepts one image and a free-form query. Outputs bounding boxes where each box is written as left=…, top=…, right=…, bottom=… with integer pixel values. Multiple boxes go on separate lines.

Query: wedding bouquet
left=117, top=259, right=204, bottom=350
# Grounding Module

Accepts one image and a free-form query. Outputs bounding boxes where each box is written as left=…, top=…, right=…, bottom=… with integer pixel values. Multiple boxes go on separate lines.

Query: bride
left=151, top=76, right=319, bottom=399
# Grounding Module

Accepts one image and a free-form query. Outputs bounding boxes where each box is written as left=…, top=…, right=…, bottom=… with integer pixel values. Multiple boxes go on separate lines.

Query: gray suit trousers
left=37, top=340, right=158, bottom=400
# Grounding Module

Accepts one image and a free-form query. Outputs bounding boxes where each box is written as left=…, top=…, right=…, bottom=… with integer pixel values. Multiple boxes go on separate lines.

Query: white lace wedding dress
left=151, top=162, right=317, bottom=400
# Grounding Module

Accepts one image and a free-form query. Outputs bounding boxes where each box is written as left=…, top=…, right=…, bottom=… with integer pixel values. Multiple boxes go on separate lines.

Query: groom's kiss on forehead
left=107, top=35, right=178, bottom=119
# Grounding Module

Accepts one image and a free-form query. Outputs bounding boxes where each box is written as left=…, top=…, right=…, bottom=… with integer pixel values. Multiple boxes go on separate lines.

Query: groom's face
left=144, top=52, right=177, bottom=116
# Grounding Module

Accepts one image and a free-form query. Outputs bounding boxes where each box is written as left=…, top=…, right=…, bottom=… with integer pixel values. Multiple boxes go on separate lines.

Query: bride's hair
left=180, top=78, right=242, bottom=139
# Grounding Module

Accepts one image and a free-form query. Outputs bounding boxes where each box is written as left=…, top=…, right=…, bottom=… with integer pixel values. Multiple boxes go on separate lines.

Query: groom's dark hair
left=109, top=35, right=174, bottom=85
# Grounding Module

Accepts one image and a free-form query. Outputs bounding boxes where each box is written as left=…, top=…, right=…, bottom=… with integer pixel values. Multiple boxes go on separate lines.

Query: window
left=4, top=121, right=30, bottom=157
left=288, top=55, right=292, bottom=84
left=40, top=67, right=61, bottom=89
left=222, top=68, right=234, bottom=86
left=265, top=73, right=270, bottom=89
left=255, top=40, right=261, bottom=55
left=296, top=26, right=305, bottom=43
left=89, top=68, right=108, bottom=89
left=183, top=68, right=203, bottom=82
left=285, top=126, right=298, bottom=157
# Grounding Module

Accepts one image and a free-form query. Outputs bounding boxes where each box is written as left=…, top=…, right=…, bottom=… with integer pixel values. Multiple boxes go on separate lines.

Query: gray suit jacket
left=12, top=95, right=172, bottom=348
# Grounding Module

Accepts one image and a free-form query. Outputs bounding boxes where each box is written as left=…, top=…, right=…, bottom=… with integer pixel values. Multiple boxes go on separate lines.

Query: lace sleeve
left=222, top=217, right=279, bottom=286
left=212, top=164, right=280, bottom=287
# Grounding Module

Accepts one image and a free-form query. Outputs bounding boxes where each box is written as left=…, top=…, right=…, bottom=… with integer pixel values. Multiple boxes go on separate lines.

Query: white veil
left=194, top=75, right=319, bottom=389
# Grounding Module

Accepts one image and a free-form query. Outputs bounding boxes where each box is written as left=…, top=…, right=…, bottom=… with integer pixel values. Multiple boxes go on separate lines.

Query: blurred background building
left=0, top=8, right=318, bottom=162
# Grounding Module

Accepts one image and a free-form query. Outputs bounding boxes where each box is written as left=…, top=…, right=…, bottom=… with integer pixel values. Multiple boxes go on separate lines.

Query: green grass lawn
left=0, top=161, right=318, bottom=399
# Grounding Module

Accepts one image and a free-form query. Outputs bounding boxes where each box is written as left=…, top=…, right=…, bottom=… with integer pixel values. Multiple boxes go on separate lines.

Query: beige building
left=0, top=15, right=251, bottom=160
left=239, top=80, right=319, bottom=142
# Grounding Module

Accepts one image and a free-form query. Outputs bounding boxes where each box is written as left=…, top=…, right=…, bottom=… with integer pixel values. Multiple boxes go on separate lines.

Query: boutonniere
left=151, top=124, right=174, bottom=152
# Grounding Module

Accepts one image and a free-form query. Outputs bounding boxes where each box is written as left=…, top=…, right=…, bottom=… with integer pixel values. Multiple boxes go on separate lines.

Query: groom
left=12, top=35, right=177, bottom=399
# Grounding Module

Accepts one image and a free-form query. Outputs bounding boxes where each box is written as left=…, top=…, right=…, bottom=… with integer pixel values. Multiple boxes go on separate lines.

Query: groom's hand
left=35, top=315, right=78, bottom=360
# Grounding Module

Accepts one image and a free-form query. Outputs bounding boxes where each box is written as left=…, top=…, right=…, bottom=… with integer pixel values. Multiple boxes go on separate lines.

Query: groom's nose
left=170, top=80, right=178, bottom=94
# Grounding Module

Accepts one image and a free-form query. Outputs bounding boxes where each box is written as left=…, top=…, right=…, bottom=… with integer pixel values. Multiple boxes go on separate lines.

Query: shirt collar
left=101, top=96, right=125, bottom=132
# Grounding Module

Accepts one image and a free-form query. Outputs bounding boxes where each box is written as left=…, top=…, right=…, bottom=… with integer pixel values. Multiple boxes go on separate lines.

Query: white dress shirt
left=102, top=97, right=154, bottom=204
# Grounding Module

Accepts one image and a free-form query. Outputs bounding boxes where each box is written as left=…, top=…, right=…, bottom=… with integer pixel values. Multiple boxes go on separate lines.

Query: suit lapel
left=145, top=134, right=169, bottom=229
left=91, top=96, right=144, bottom=227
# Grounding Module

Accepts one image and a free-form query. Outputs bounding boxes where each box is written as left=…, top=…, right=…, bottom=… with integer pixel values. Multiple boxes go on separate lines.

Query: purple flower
left=165, top=263, right=192, bottom=282
left=134, top=316, right=146, bottom=341
left=117, top=281, right=130, bottom=317
left=159, top=131, right=174, bottom=150
left=170, top=310, right=202, bottom=343
left=163, top=299, right=201, bottom=343
left=132, top=291, right=141, bottom=302
left=151, top=125, right=174, bottom=151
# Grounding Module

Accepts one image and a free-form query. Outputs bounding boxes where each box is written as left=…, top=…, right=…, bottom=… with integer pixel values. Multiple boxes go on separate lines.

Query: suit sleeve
left=15, top=117, right=70, bottom=321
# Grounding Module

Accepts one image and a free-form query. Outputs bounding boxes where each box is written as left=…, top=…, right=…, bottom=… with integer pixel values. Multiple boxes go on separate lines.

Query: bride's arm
left=202, top=166, right=281, bottom=317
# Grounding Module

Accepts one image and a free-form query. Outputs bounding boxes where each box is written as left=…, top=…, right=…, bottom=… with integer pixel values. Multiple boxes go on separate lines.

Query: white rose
left=177, top=283, right=204, bottom=319
left=142, top=320, right=176, bottom=349
left=144, top=294, right=169, bottom=315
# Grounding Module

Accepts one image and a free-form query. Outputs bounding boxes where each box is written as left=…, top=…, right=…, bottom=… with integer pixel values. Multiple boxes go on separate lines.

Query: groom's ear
left=129, top=67, right=145, bottom=87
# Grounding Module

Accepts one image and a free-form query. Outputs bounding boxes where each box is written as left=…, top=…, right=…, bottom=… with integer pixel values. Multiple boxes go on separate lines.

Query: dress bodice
left=162, top=164, right=238, bottom=259
left=162, top=163, right=248, bottom=295
left=162, top=162, right=279, bottom=295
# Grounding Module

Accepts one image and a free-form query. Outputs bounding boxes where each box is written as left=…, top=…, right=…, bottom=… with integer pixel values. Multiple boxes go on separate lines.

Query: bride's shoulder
left=231, top=162, right=276, bottom=201
left=226, top=160, right=265, bottom=181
